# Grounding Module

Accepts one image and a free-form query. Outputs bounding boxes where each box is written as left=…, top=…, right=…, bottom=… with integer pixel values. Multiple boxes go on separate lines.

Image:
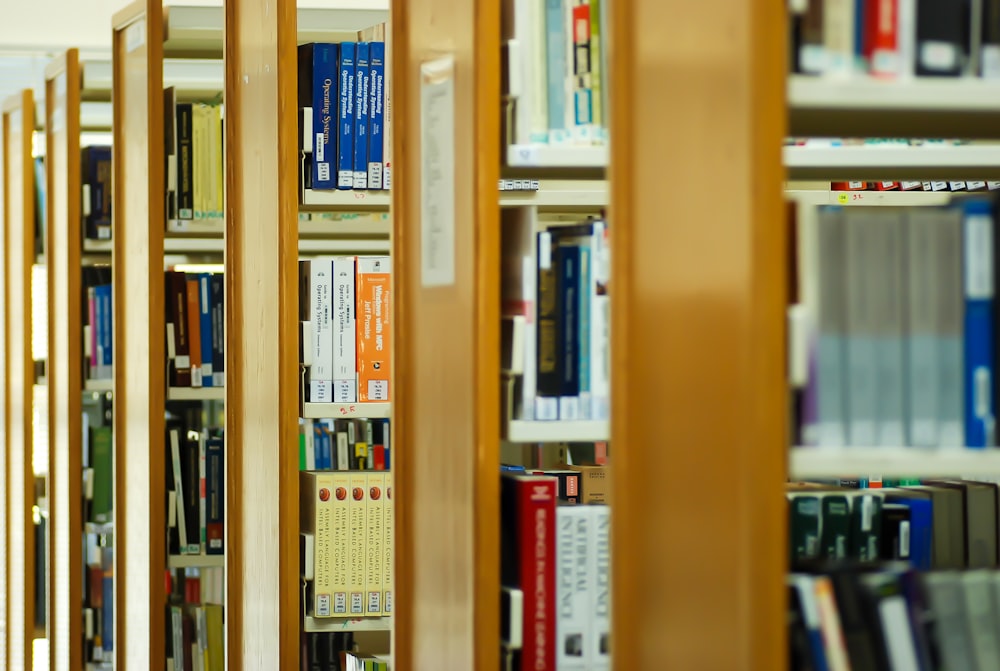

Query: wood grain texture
left=224, top=0, right=299, bottom=667
left=46, top=48, right=84, bottom=671
left=390, top=0, right=501, bottom=667
left=607, top=0, right=788, bottom=669
left=3, top=88, right=36, bottom=671
left=112, top=4, right=167, bottom=667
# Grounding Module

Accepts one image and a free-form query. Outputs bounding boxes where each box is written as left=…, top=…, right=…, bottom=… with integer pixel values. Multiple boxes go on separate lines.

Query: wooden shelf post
left=390, top=0, right=501, bottom=667
left=112, top=2, right=167, bottom=666
left=4, top=88, right=37, bottom=671
left=45, top=48, right=85, bottom=671
left=608, top=0, right=787, bottom=667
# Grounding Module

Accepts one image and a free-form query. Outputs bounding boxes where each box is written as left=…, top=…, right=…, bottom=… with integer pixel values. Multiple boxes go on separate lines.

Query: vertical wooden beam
left=3, top=88, right=36, bottom=671
left=608, top=0, right=787, bottom=668
left=112, top=3, right=167, bottom=667
left=390, top=0, right=501, bottom=667
left=224, top=0, right=300, bottom=667
left=46, top=49, right=84, bottom=671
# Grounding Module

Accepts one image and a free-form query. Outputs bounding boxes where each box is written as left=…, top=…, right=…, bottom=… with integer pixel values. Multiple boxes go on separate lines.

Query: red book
left=870, top=0, right=898, bottom=77
left=501, top=474, right=557, bottom=671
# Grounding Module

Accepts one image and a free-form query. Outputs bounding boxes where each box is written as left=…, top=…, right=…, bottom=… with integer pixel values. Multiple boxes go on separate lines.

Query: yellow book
left=383, top=470, right=393, bottom=616
left=300, top=472, right=336, bottom=617
left=365, top=472, right=385, bottom=616
left=331, top=471, right=351, bottom=615
left=205, top=604, right=224, bottom=671
left=348, top=471, right=368, bottom=616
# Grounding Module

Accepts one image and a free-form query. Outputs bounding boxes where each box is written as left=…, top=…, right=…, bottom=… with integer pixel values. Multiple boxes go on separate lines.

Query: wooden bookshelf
left=608, top=0, right=786, bottom=667
left=3, top=88, right=37, bottom=671
left=112, top=2, right=167, bottom=666
left=45, top=48, right=86, bottom=671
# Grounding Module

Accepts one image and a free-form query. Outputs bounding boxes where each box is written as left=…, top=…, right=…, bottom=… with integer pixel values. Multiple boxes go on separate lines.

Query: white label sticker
left=899, top=521, right=910, bottom=558
left=125, top=19, right=146, bottom=53
left=920, top=40, right=958, bottom=71
left=420, top=56, right=456, bottom=287
left=315, top=132, right=325, bottom=162
left=966, top=214, right=995, bottom=299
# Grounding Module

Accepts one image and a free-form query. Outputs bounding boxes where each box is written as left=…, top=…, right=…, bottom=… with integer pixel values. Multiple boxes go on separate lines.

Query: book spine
left=211, top=274, right=225, bottom=387
left=984, top=0, right=1000, bottom=77
left=310, top=44, right=337, bottom=189
left=368, top=42, right=385, bottom=189
left=823, top=0, right=855, bottom=75
left=938, top=209, right=966, bottom=446
left=171, top=273, right=192, bottom=387
left=206, top=438, right=224, bottom=555
left=199, top=274, right=214, bottom=386
left=331, top=472, right=350, bottom=614
left=365, top=472, right=385, bottom=616
left=356, top=256, right=391, bottom=402
left=964, top=200, right=995, bottom=448
left=518, top=477, right=557, bottom=670
left=187, top=277, right=203, bottom=387
left=556, top=505, right=590, bottom=669
left=590, top=222, right=610, bottom=420
left=93, top=287, right=105, bottom=380
left=383, top=27, right=393, bottom=189
left=333, top=256, right=358, bottom=403
left=382, top=472, right=393, bottom=615
left=199, top=432, right=207, bottom=552
left=545, top=0, right=569, bottom=143
left=169, top=429, right=190, bottom=554
left=845, top=211, right=877, bottom=446
left=177, top=103, right=194, bottom=219
left=87, top=287, right=97, bottom=377
left=309, top=259, right=334, bottom=403
left=906, top=211, right=940, bottom=447
left=571, top=0, right=593, bottom=143
left=348, top=472, right=368, bottom=615
left=100, top=285, right=112, bottom=379
left=353, top=42, right=370, bottom=189
left=308, top=472, right=336, bottom=616
left=577, top=244, right=592, bottom=419
left=874, top=213, right=906, bottom=446
left=338, top=42, right=356, bottom=189
left=183, top=436, right=201, bottom=554
left=192, top=105, right=205, bottom=218
left=591, top=504, right=610, bottom=668
left=870, top=0, right=899, bottom=76
left=536, top=231, right=560, bottom=419
left=915, top=0, right=964, bottom=76
left=556, top=243, right=580, bottom=419
left=588, top=0, right=602, bottom=135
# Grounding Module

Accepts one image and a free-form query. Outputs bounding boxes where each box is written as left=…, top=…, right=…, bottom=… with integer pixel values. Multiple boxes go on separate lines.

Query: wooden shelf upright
left=608, top=0, right=787, bottom=667
left=45, top=48, right=86, bottom=671
left=111, top=2, right=167, bottom=666
left=3, top=88, right=38, bottom=671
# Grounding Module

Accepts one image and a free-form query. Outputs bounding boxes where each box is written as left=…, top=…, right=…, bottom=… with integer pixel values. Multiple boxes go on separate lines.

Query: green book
left=90, top=427, right=113, bottom=524
left=788, top=494, right=821, bottom=565
left=819, top=494, right=851, bottom=559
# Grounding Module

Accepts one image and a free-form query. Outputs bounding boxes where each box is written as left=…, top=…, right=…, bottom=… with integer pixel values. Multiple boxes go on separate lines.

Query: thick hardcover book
left=963, top=199, right=995, bottom=448
left=383, top=473, right=393, bottom=615
left=906, top=210, right=940, bottom=447
left=186, top=277, right=203, bottom=387
left=845, top=210, right=878, bottom=446
left=348, top=472, right=368, bottom=615
left=353, top=42, right=370, bottom=189
left=501, top=473, right=557, bottom=671
left=305, top=259, right=334, bottom=403
left=365, top=472, right=385, bottom=615
left=536, top=230, right=560, bottom=419
left=90, top=427, right=113, bottom=524
left=923, top=572, right=976, bottom=669
left=205, top=437, right=224, bottom=555
left=199, top=274, right=214, bottom=386
left=333, top=257, right=358, bottom=403
left=848, top=492, right=883, bottom=562
left=301, top=472, right=336, bottom=617
left=176, top=102, right=194, bottom=220
left=356, top=256, right=391, bottom=402
left=820, top=493, right=851, bottom=559
left=337, top=42, right=356, bottom=189
left=883, top=493, right=933, bottom=569
left=181, top=433, right=201, bottom=554
left=82, top=146, right=112, bottom=240
left=331, top=472, right=351, bottom=614
left=878, top=504, right=912, bottom=560
left=788, top=494, right=821, bottom=564
left=871, top=212, right=906, bottom=446
left=556, top=504, right=591, bottom=669
left=307, top=43, right=338, bottom=190
left=367, top=42, right=385, bottom=189
left=915, top=0, right=965, bottom=75
left=95, top=285, right=112, bottom=380
left=210, top=274, right=224, bottom=387
left=937, top=208, right=965, bottom=447
left=870, top=0, right=900, bottom=76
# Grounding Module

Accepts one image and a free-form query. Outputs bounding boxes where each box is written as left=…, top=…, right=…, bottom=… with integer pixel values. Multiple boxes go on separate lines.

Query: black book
left=879, top=504, right=912, bottom=562
left=176, top=102, right=194, bottom=220
left=535, top=229, right=561, bottom=418
left=915, top=0, right=967, bottom=76
left=210, top=274, right=224, bottom=387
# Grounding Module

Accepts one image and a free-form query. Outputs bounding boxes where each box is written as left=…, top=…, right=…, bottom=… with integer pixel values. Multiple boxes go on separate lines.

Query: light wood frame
left=112, top=2, right=167, bottom=666
left=45, top=48, right=85, bottom=671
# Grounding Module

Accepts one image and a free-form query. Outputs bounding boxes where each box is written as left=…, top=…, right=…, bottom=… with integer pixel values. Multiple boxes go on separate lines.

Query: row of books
left=299, top=26, right=391, bottom=191
left=83, top=145, right=112, bottom=241
left=300, top=256, right=391, bottom=405
left=165, top=91, right=224, bottom=223
left=300, top=633, right=389, bottom=671
left=794, top=201, right=996, bottom=448
left=504, top=0, right=608, bottom=147
left=833, top=180, right=1000, bottom=192
left=166, top=270, right=225, bottom=389
left=167, top=424, right=225, bottom=557
left=83, top=266, right=112, bottom=382
left=789, top=563, right=1000, bottom=671
left=84, top=539, right=113, bottom=663
left=501, top=471, right=610, bottom=671
left=298, top=418, right=390, bottom=471
left=300, top=470, right=392, bottom=618
left=789, top=0, right=1000, bottom=79
left=166, top=602, right=224, bottom=671
left=502, top=212, right=609, bottom=422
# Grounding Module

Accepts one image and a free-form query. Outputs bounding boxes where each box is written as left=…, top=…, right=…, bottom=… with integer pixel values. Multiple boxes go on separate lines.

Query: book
left=337, top=42, right=356, bottom=189
left=353, top=42, right=370, bottom=189
left=367, top=42, right=385, bottom=189
left=355, top=257, right=391, bottom=402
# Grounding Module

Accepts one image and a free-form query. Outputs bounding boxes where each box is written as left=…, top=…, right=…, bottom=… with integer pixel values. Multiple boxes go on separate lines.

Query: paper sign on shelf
left=420, top=55, right=456, bottom=288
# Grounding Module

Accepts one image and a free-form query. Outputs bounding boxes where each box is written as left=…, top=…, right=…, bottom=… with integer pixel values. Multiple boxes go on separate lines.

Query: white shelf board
left=167, top=386, right=225, bottom=402
left=299, top=217, right=391, bottom=237
left=784, top=145, right=1000, bottom=180
left=790, top=447, right=1000, bottom=478
left=84, top=379, right=113, bottom=393
left=300, top=188, right=391, bottom=211
left=789, top=75, right=1000, bottom=112
left=785, top=189, right=957, bottom=206
left=82, top=238, right=113, bottom=254
left=303, top=615, right=391, bottom=633
left=301, top=402, right=391, bottom=419
left=164, top=237, right=224, bottom=254
left=168, top=554, right=225, bottom=569
left=167, top=218, right=224, bottom=236
left=505, top=420, right=609, bottom=443
left=499, top=180, right=608, bottom=210
left=506, top=144, right=608, bottom=169
left=84, top=521, right=114, bottom=535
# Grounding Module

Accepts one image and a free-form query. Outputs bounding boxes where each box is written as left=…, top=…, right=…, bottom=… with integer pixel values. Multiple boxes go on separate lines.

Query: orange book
left=355, top=257, right=391, bottom=402
left=186, top=276, right=203, bottom=387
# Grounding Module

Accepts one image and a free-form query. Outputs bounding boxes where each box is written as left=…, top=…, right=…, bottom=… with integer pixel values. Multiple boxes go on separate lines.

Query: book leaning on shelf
left=792, top=197, right=998, bottom=449
left=502, top=210, right=609, bottom=422
left=166, top=269, right=225, bottom=389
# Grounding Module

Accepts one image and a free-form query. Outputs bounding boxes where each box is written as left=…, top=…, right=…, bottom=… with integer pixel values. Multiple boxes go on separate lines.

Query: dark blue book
left=555, top=243, right=580, bottom=419
left=337, top=42, right=356, bottom=190
left=82, top=146, right=112, bottom=239
left=963, top=199, right=995, bottom=447
left=199, top=274, right=214, bottom=387
left=303, top=43, right=338, bottom=189
left=206, top=437, right=224, bottom=555
left=367, top=42, right=386, bottom=189
left=353, top=42, right=370, bottom=189
left=210, top=274, right=224, bottom=387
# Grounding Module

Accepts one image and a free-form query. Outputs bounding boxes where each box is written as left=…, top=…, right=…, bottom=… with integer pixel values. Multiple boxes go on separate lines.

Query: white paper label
left=125, top=19, right=146, bottom=53
left=899, top=521, right=910, bottom=558
left=420, top=56, right=456, bottom=287
left=920, top=41, right=958, bottom=71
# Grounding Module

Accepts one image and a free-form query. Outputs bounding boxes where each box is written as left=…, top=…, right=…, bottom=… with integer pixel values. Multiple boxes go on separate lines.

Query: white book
left=332, top=256, right=358, bottom=403
left=906, top=210, right=940, bottom=447
left=556, top=505, right=591, bottom=669
left=845, top=210, right=878, bottom=446
left=590, top=505, right=610, bottom=669
left=823, top=0, right=855, bottom=76
left=589, top=220, right=610, bottom=421
left=305, top=259, right=335, bottom=403
left=872, top=212, right=906, bottom=446
left=937, top=209, right=965, bottom=447
left=169, top=429, right=190, bottom=555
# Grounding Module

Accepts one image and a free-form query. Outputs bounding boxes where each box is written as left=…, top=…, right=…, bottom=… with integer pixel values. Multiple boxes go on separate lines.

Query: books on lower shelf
left=166, top=269, right=225, bottom=389
left=502, top=210, right=609, bottom=425
left=298, top=418, right=390, bottom=471
left=300, top=633, right=389, bottom=669
left=84, top=540, right=113, bottom=664
left=166, top=424, right=224, bottom=557
left=83, top=266, right=112, bottom=384
left=300, top=470, right=392, bottom=619
left=792, top=197, right=998, bottom=450
left=299, top=256, right=391, bottom=406
left=166, top=567, right=225, bottom=671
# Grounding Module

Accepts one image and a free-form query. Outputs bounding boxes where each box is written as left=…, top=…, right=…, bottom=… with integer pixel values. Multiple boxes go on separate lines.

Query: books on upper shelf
left=300, top=634, right=387, bottom=670
left=166, top=566, right=225, bottom=671
left=166, top=423, right=225, bottom=558
left=298, top=21, right=390, bottom=193
left=300, top=470, right=392, bottom=620
left=789, top=0, right=1000, bottom=79
left=166, top=270, right=225, bottom=390
left=500, top=472, right=610, bottom=671
left=164, top=86, right=225, bottom=228
left=82, top=145, right=112, bottom=241
left=299, top=256, right=391, bottom=407
left=83, top=266, right=113, bottom=384
left=502, top=0, right=608, bottom=151
left=298, top=418, right=390, bottom=471
left=791, top=198, right=998, bottom=449
left=501, top=209, right=609, bottom=425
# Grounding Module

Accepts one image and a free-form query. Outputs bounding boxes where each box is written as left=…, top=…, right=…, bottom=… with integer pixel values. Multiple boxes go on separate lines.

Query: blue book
left=544, top=0, right=568, bottom=143
left=577, top=244, right=592, bottom=419
left=337, top=42, right=356, bottom=190
left=555, top=243, right=580, bottom=419
left=96, top=285, right=113, bottom=379
left=101, top=564, right=113, bottom=651
left=199, top=274, right=214, bottom=387
left=308, top=43, right=338, bottom=189
left=367, top=42, right=385, bottom=190
left=353, top=42, right=370, bottom=189
left=380, top=418, right=390, bottom=470
left=963, top=199, right=995, bottom=448
left=884, top=495, right=933, bottom=570
left=322, top=423, right=333, bottom=470
left=205, top=437, right=224, bottom=555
